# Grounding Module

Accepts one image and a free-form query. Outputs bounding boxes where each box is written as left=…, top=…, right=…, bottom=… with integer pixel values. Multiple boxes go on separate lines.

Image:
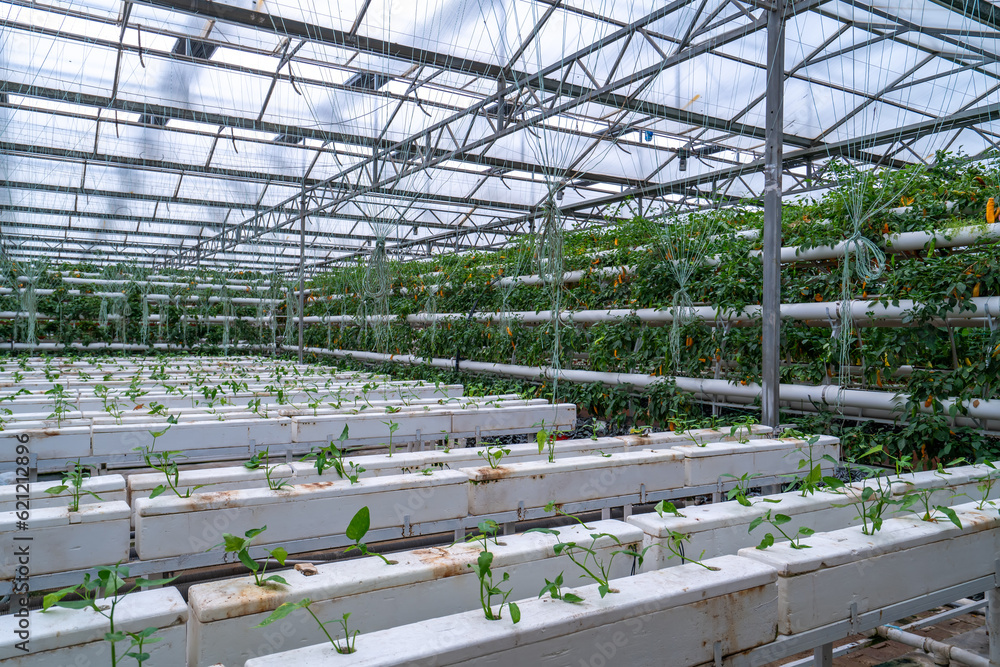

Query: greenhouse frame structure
left=3, top=0, right=1000, bottom=426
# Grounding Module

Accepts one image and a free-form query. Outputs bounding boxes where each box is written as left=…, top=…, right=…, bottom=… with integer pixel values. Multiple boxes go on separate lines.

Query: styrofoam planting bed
left=628, top=461, right=999, bottom=571
left=243, top=555, right=779, bottom=667
left=0, top=501, right=130, bottom=579
left=132, top=435, right=825, bottom=559
left=125, top=425, right=773, bottom=505
left=245, top=499, right=1000, bottom=667
left=0, top=474, right=125, bottom=513
left=1, top=399, right=571, bottom=472
left=186, top=520, right=642, bottom=666
left=134, top=470, right=471, bottom=559
left=0, top=588, right=187, bottom=665
left=739, top=500, right=999, bottom=635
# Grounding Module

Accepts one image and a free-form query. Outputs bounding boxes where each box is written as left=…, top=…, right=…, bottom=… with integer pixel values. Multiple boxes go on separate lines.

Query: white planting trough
left=0, top=426, right=92, bottom=464
left=629, top=462, right=999, bottom=572
left=0, top=501, right=131, bottom=579
left=186, top=520, right=642, bottom=667
left=0, top=587, right=188, bottom=665
left=244, top=555, right=778, bottom=667
left=738, top=500, right=1000, bottom=635
left=0, top=474, right=125, bottom=512
left=125, top=427, right=759, bottom=504
left=462, top=449, right=685, bottom=516
left=134, top=471, right=469, bottom=559
left=673, top=435, right=840, bottom=487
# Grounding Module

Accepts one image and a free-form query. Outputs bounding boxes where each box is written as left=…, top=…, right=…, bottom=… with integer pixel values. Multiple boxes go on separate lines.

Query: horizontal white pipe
left=496, top=222, right=1000, bottom=286
left=291, top=296, right=999, bottom=328
left=60, top=277, right=272, bottom=291
left=873, top=626, right=988, bottom=667
left=303, top=347, right=1000, bottom=423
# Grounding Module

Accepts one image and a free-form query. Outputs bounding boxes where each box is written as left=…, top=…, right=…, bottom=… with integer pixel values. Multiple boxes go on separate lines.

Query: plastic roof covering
left=1, top=0, right=998, bottom=272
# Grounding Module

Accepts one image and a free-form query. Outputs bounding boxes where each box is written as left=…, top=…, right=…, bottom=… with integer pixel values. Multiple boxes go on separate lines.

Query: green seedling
left=785, top=435, right=843, bottom=496
left=344, top=506, right=394, bottom=565
left=843, top=475, right=901, bottom=535
left=45, top=383, right=77, bottom=428
left=135, top=433, right=204, bottom=500
left=244, top=446, right=291, bottom=490
left=721, top=472, right=764, bottom=506
left=749, top=509, right=814, bottom=549
left=211, top=526, right=288, bottom=587
left=536, top=425, right=558, bottom=463
left=654, top=500, right=685, bottom=517
left=256, top=601, right=358, bottom=654
left=381, top=419, right=400, bottom=457
left=660, top=529, right=718, bottom=570
left=528, top=524, right=649, bottom=599
left=728, top=415, right=757, bottom=444
left=537, top=571, right=584, bottom=604
left=45, top=459, right=101, bottom=512
left=477, top=442, right=511, bottom=470
left=975, top=462, right=999, bottom=511
left=897, top=484, right=963, bottom=527
left=43, top=563, right=176, bottom=667
left=466, top=520, right=520, bottom=623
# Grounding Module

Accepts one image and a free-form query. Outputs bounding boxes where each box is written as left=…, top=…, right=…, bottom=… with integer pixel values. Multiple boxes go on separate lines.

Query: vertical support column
left=813, top=643, right=833, bottom=667
left=298, top=180, right=306, bottom=365
left=761, top=0, right=786, bottom=429
left=989, top=559, right=1000, bottom=666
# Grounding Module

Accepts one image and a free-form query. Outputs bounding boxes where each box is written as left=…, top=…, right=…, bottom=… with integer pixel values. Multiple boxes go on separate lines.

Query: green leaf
left=44, top=485, right=68, bottom=495
left=756, top=533, right=775, bottom=550
left=536, top=430, right=547, bottom=454
left=346, top=506, right=371, bottom=542
left=524, top=527, right=561, bottom=536
left=478, top=519, right=500, bottom=537
left=264, top=575, right=288, bottom=586
left=53, top=599, right=95, bottom=610
left=270, top=547, right=288, bottom=566
left=654, top=500, right=683, bottom=517
left=936, top=505, right=962, bottom=528
left=42, top=586, right=81, bottom=611
left=562, top=593, right=584, bottom=604
left=238, top=550, right=259, bottom=572
left=773, top=514, right=792, bottom=526
left=798, top=527, right=815, bottom=537
left=222, top=533, right=246, bottom=552
left=476, top=550, right=494, bottom=577
left=105, top=631, right=128, bottom=643
left=135, top=577, right=177, bottom=588
left=245, top=526, right=268, bottom=540
left=597, top=584, right=610, bottom=598
left=255, top=600, right=312, bottom=627
left=748, top=517, right=764, bottom=533
left=509, top=602, right=521, bottom=624
left=149, top=485, right=165, bottom=499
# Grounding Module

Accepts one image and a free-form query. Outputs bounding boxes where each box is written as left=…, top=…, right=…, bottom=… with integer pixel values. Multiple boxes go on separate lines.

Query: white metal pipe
left=290, top=296, right=1000, bottom=328
left=873, top=625, right=989, bottom=667
left=302, top=347, right=1000, bottom=424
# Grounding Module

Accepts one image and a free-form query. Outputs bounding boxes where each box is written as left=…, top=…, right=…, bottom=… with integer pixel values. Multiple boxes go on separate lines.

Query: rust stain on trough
left=411, top=546, right=473, bottom=578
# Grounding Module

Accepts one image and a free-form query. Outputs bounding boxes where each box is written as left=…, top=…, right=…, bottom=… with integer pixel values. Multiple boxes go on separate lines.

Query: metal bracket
left=517, top=500, right=526, bottom=522
left=714, top=641, right=723, bottom=667
left=849, top=601, right=860, bottom=634
left=639, top=482, right=647, bottom=504
left=402, top=514, right=411, bottom=537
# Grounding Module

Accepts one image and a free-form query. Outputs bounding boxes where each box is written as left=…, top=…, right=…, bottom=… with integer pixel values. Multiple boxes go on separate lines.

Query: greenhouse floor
left=763, top=605, right=988, bottom=666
